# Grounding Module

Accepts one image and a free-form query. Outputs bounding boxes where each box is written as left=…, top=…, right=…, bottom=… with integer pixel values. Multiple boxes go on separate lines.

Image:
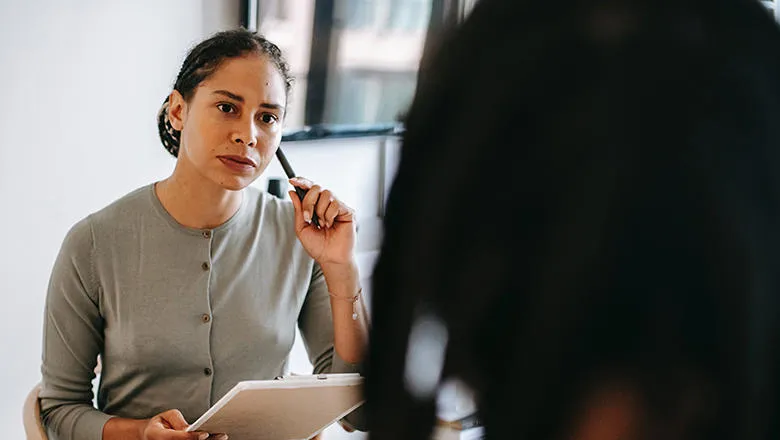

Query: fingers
left=154, top=409, right=209, bottom=440
left=160, top=409, right=189, bottom=431
left=315, top=189, right=334, bottom=225
left=323, top=202, right=340, bottom=228
left=288, top=190, right=306, bottom=231
left=289, top=176, right=313, bottom=190
left=338, top=420, right=355, bottom=432
left=162, top=428, right=208, bottom=440
left=288, top=177, right=320, bottom=225
left=160, top=429, right=210, bottom=440
left=300, top=184, right=322, bottom=225
left=289, top=177, right=354, bottom=229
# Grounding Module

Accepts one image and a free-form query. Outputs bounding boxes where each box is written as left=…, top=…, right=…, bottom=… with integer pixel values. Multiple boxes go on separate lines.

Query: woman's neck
left=155, top=163, right=244, bottom=230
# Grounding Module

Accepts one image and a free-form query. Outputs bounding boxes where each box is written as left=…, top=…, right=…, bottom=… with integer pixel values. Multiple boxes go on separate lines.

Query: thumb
left=289, top=190, right=306, bottom=231
left=160, top=409, right=190, bottom=431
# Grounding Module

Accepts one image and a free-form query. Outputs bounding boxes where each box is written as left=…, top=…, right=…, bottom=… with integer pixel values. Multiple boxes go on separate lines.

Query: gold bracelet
left=329, top=288, right=362, bottom=320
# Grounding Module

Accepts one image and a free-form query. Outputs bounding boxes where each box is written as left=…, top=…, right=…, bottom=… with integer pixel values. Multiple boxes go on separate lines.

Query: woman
left=367, top=0, right=780, bottom=439
left=40, top=29, right=368, bottom=440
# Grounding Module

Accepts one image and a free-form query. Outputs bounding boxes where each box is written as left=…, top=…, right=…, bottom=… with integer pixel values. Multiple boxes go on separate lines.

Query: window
left=249, top=0, right=444, bottom=132
left=342, top=0, right=375, bottom=29
left=258, top=0, right=289, bottom=20
left=251, top=0, right=316, bottom=130
left=327, top=0, right=431, bottom=125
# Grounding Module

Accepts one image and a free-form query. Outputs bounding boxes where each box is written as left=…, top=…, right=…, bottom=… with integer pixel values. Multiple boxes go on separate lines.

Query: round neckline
left=147, top=182, right=247, bottom=236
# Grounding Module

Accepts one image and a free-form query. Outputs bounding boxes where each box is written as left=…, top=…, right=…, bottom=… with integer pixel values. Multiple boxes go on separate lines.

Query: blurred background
left=254, top=0, right=431, bottom=128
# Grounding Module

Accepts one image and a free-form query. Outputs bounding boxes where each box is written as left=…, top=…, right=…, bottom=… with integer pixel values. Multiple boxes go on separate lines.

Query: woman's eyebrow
left=260, top=102, right=284, bottom=111
left=213, top=89, right=244, bottom=102
left=213, top=89, right=283, bottom=110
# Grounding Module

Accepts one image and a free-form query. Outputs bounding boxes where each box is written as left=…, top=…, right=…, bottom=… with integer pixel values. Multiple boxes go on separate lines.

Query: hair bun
left=157, top=96, right=181, bottom=158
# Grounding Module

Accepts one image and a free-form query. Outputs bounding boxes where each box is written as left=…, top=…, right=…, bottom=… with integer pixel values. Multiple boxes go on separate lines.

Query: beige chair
left=24, top=356, right=102, bottom=439
left=23, top=383, right=47, bottom=440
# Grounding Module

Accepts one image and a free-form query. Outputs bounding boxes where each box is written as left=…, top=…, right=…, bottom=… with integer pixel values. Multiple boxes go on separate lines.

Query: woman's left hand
left=289, top=177, right=356, bottom=266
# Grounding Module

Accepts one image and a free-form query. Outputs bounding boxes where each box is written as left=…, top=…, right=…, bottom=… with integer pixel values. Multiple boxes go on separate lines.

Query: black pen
left=275, top=148, right=321, bottom=227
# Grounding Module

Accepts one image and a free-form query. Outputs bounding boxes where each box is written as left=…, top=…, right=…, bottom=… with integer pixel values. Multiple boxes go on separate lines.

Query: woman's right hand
left=141, top=409, right=227, bottom=440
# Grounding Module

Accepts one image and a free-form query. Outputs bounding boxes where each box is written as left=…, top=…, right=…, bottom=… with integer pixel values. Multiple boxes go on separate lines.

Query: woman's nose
left=232, top=120, right=258, bottom=147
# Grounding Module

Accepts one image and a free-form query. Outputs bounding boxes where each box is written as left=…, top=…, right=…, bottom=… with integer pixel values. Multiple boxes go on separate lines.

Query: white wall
left=0, top=1, right=221, bottom=436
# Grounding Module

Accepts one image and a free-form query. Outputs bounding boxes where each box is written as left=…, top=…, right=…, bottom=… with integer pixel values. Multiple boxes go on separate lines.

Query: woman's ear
left=167, top=90, right=187, bottom=131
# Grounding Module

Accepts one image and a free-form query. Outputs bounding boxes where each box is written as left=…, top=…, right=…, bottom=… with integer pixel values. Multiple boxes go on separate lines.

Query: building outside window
left=252, top=0, right=434, bottom=131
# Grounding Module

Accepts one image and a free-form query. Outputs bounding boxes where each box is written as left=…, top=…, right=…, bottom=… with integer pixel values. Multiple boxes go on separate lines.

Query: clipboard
left=186, top=373, right=364, bottom=440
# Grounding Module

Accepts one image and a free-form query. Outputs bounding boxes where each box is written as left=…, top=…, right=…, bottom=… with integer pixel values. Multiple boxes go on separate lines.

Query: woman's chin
left=214, top=174, right=257, bottom=191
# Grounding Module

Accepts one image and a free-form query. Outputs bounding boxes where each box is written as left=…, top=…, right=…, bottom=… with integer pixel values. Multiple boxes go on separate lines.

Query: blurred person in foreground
left=367, top=0, right=780, bottom=439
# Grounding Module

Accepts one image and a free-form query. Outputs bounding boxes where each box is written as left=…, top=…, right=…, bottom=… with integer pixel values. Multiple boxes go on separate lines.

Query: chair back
left=23, top=383, right=48, bottom=440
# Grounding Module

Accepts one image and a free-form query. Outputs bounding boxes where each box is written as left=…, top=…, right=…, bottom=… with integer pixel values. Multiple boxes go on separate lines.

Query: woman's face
left=168, top=53, right=287, bottom=191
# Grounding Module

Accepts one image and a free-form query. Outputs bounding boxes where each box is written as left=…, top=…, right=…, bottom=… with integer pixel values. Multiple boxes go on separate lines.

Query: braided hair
left=157, top=28, right=293, bottom=157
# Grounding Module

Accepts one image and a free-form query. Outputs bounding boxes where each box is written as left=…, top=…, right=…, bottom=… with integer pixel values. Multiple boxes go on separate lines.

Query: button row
left=197, top=235, right=213, bottom=379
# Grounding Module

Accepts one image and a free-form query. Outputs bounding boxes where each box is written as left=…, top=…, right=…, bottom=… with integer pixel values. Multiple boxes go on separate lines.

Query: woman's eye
left=260, top=113, right=278, bottom=124
left=217, top=103, right=235, bottom=113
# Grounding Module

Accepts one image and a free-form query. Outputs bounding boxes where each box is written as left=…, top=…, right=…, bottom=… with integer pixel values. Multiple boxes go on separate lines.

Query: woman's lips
left=218, top=155, right=257, bottom=173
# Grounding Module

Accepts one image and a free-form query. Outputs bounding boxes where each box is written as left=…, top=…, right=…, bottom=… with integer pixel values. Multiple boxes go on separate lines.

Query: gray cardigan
left=40, top=184, right=361, bottom=440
